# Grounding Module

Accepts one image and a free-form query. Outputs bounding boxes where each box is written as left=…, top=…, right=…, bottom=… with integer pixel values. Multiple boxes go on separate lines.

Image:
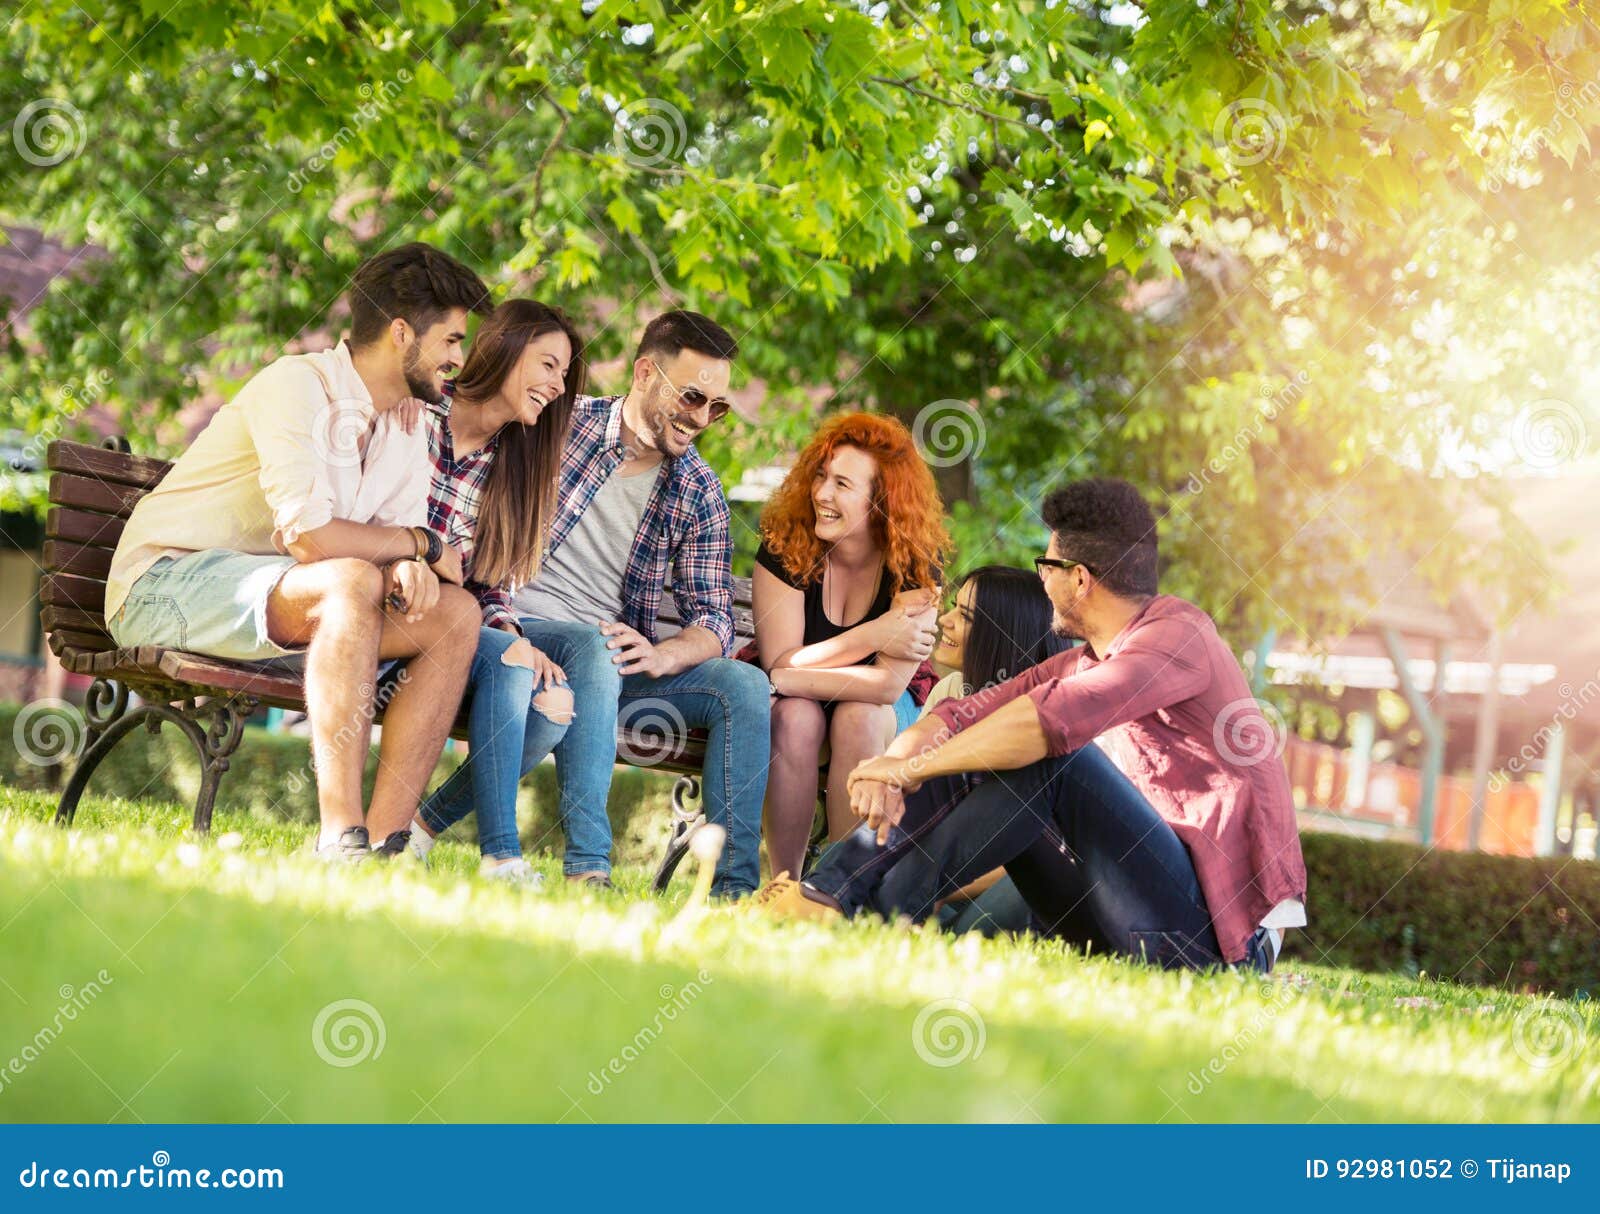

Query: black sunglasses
left=647, top=357, right=732, bottom=422
left=1034, top=555, right=1097, bottom=577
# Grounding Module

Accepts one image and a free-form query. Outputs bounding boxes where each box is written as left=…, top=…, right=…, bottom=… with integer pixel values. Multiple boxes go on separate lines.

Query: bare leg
left=265, top=559, right=386, bottom=844
left=763, top=696, right=827, bottom=878
left=366, top=585, right=479, bottom=841
left=825, top=701, right=899, bottom=841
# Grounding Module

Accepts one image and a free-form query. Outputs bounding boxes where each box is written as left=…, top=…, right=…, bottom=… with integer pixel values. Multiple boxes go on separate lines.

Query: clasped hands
left=848, top=753, right=927, bottom=846
left=873, top=587, right=940, bottom=661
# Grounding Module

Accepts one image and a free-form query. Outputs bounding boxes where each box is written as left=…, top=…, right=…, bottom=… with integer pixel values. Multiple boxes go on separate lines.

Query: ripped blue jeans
left=514, top=618, right=770, bottom=897
left=417, top=626, right=571, bottom=860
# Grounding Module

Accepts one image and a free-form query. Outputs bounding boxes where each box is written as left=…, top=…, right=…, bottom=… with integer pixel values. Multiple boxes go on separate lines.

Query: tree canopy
left=4, top=0, right=1599, bottom=645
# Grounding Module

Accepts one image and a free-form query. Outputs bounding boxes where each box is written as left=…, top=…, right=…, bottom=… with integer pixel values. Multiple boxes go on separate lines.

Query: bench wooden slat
left=42, top=604, right=111, bottom=638
left=67, top=646, right=168, bottom=682
left=91, top=649, right=127, bottom=675
left=47, top=440, right=172, bottom=490
left=46, top=507, right=127, bottom=549
left=156, top=651, right=308, bottom=700
left=43, top=540, right=112, bottom=580
left=47, top=473, right=148, bottom=517
left=48, top=628, right=114, bottom=657
left=58, top=650, right=97, bottom=675
left=40, top=572, right=110, bottom=614
left=654, top=602, right=756, bottom=635
left=617, top=736, right=707, bottom=772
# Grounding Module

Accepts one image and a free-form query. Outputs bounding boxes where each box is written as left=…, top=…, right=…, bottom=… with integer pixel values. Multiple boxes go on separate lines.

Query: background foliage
left=4, top=0, right=1600, bottom=645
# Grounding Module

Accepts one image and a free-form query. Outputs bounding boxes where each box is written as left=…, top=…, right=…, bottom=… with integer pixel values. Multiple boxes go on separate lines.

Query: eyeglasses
left=647, top=358, right=732, bottom=422
left=1034, top=555, right=1097, bottom=578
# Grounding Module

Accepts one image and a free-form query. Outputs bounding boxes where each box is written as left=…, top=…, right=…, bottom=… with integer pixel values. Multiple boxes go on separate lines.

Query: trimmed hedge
left=6, top=703, right=1597, bottom=995
left=1289, top=831, right=1600, bottom=999
left=0, top=702, right=678, bottom=866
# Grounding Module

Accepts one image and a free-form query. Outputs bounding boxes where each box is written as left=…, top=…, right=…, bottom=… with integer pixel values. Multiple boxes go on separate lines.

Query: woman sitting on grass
left=924, top=565, right=1071, bottom=936
left=405, top=300, right=587, bottom=885
left=754, top=411, right=950, bottom=881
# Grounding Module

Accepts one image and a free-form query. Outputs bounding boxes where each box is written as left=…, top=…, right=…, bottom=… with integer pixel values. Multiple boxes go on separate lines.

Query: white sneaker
left=408, top=824, right=435, bottom=866
left=481, top=858, right=546, bottom=890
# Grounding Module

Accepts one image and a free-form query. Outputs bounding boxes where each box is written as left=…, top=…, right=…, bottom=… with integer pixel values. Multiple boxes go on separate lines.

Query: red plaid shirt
left=422, top=399, right=518, bottom=631
left=929, top=595, right=1307, bottom=963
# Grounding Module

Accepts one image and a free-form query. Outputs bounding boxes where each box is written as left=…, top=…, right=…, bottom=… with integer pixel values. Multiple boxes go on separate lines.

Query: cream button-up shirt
left=106, top=342, right=429, bottom=621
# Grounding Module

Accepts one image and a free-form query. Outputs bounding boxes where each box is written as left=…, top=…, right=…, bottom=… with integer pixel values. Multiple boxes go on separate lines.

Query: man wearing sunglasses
left=509, top=311, right=769, bottom=897
left=751, top=477, right=1306, bottom=973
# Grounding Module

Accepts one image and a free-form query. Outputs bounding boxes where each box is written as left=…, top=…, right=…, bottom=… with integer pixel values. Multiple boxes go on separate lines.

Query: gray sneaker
left=313, top=826, right=370, bottom=864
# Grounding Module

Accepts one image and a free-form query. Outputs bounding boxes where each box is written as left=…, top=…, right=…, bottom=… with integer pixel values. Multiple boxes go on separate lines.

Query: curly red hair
left=760, top=411, right=951, bottom=592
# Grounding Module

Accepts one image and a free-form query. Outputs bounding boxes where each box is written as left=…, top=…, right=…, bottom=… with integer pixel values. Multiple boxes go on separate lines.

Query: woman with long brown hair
left=406, top=299, right=588, bottom=885
left=754, top=411, right=951, bottom=880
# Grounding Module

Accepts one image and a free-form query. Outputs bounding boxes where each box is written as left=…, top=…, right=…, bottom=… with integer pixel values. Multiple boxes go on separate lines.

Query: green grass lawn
left=0, top=787, right=1594, bottom=1123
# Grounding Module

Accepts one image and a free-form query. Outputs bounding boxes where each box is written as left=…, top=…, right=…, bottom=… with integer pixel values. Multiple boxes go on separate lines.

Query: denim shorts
left=109, top=549, right=304, bottom=665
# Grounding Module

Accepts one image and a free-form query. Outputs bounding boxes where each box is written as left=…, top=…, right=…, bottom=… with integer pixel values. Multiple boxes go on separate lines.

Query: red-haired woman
left=754, top=411, right=951, bottom=879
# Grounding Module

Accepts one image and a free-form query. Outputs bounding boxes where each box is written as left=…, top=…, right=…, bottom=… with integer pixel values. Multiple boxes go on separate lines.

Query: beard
left=1051, top=607, right=1086, bottom=642
left=645, top=383, right=695, bottom=451
left=403, top=342, right=448, bottom=405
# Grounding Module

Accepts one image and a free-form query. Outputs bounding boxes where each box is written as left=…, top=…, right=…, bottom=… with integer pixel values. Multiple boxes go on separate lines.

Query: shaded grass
left=0, top=789, right=1595, bottom=1123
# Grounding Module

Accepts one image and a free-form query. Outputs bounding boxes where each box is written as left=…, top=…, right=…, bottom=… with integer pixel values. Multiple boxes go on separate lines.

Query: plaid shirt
left=542, top=394, right=735, bottom=654
left=421, top=399, right=519, bottom=631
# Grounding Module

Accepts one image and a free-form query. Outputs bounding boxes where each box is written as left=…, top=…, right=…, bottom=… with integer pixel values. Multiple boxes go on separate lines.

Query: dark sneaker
left=368, top=829, right=413, bottom=860
left=313, top=826, right=370, bottom=864
left=568, top=871, right=615, bottom=891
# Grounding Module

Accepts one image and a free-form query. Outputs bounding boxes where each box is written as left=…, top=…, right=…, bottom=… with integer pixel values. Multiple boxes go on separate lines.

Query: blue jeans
left=417, top=627, right=570, bottom=860
left=937, top=874, right=1033, bottom=937
left=806, top=744, right=1235, bottom=970
left=515, top=619, right=770, bottom=896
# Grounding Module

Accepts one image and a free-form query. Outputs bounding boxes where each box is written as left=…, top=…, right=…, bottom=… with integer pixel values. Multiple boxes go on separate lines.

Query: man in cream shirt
left=108, top=243, right=491, bottom=862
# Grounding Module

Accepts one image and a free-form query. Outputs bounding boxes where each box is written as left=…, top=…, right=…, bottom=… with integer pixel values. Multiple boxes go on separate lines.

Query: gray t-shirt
left=513, top=464, right=661, bottom=625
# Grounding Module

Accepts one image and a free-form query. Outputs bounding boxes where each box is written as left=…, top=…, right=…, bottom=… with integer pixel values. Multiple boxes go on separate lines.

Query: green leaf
left=996, top=188, right=1034, bottom=231
left=1104, top=225, right=1135, bottom=266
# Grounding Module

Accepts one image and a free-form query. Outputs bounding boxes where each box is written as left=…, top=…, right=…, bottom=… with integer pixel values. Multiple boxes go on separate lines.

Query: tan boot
left=744, top=872, right=843, bottom=923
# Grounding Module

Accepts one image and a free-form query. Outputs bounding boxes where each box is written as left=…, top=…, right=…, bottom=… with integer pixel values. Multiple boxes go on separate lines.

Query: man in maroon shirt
left=749, top=478, right=1307, bottom=971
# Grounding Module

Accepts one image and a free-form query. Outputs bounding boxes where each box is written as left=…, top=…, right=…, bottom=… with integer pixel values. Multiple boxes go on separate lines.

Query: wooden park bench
left=39, top=437, right=757, bottom=889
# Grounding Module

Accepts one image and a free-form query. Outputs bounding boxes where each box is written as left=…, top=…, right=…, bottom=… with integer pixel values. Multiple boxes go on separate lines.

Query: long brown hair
left=760, top=411, right=950, bottom=593
left=450, top=299, right=587, bottom=589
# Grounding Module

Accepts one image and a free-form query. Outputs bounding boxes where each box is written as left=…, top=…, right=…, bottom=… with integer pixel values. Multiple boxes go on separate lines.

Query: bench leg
left=191, top=696, right=256, bottom=834
left=56, top=680, right=197, bottom=827
left=55, top=680, right=257, bottom=835
left=651, top=774, right=705, bottom=894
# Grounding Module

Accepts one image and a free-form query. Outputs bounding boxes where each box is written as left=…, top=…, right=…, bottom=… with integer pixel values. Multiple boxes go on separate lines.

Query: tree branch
left=868, top=75, right=1065, bottom=155
left=605, top=210, right=682, bottom=304
left=528, top=103, right=572, bottom=215
left=565, top=144, right=783, bottom=195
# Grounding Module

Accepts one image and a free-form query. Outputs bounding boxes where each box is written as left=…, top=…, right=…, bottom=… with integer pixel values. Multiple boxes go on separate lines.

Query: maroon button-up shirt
left=929, top=594, right=1306, bottom=963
